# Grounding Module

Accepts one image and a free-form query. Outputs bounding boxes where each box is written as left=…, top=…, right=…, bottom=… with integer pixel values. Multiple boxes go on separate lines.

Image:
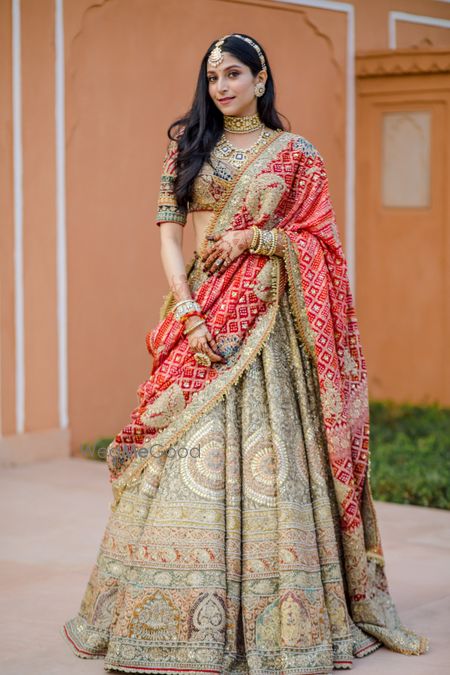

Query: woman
left=61, top=33, right=429, bottom=673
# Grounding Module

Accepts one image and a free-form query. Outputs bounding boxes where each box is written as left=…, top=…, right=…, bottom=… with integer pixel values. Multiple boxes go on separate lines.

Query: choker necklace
left=223, top=112, right=263, bottom=134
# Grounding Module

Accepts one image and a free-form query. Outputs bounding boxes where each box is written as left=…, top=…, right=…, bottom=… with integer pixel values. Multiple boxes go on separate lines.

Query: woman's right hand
left=184, top=316, right=224, bottom=363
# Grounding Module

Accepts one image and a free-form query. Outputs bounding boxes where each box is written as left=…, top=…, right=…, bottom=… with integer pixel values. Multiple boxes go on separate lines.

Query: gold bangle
left=184, top=318, right=206, bottom=336
left=264, top=230, right=275, bottom=256
left=280, top=230, right=288, bottom=255
left=249, top=226, right=261, bottom=253
left=173, top=298, right=194, bottom=310
left=254, top=229, right=272, bottom=255
left=249, top=225, right=259, bottom=251
left=268, top=229, right=278, bottom=256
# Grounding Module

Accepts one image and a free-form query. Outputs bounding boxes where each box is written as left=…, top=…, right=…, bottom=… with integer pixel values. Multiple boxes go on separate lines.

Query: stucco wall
left=1, top=0, right=449, bottom=460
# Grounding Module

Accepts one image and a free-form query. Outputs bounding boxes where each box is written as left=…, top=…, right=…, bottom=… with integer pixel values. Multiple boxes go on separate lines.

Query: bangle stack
left=172, top=299, right=206, bottom=335
left=184, top=318, right=206, bottom=336
left=179, top=310, right=203, bottom=324
left=248, top=225, right=278, bottom=256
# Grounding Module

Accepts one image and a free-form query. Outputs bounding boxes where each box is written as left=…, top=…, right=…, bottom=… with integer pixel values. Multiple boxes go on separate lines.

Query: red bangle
left=180, top=310, right=204, bottom=324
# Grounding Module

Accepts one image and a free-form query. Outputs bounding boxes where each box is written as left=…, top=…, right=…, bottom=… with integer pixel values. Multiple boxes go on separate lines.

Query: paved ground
left=0, top=457, right=448, bottom=674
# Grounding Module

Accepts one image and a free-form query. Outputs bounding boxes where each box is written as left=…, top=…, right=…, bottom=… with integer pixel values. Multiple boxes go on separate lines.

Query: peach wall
left=1, top=0, right=449, bottom=463
left=22, top=1, right=59, bottom=432
left=0, top=0, right=15, bottom=437
left=351, top=0, right=450, bottom=50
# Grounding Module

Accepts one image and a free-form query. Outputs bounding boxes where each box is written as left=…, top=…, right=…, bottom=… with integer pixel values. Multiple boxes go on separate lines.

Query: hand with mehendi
left=201, top=229, right=253, bottom=275
left=185, top=317, right=224, bottom=363
left=170, top=272, right=192, bottom=303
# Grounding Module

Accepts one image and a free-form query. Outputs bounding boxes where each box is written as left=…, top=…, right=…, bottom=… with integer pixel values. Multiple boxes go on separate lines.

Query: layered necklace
left=214, top=112, right=274, bottom=169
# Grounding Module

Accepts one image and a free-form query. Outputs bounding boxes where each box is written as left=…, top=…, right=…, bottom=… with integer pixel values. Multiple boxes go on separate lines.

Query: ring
left=194, top=352, right=211, bottom=367
left=215, top=258, right=224, bottom=266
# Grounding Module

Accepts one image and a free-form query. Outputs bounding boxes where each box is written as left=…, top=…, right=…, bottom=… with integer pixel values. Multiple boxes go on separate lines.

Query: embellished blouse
left=155, top=128, right=279, bottom=227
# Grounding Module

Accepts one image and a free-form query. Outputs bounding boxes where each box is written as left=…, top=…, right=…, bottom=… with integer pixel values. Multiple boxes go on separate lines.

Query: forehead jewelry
left=208, top=34, right=230, bottom=68
left=207, top=33, right=267, bottom=72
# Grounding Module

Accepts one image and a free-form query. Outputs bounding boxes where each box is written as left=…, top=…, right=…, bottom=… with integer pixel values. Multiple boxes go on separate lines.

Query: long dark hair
left=167, top=33, right=289, bottom=210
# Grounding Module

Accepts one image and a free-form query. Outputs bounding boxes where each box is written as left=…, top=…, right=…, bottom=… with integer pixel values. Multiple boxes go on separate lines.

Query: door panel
left=356, top=63, right=449, bottom=405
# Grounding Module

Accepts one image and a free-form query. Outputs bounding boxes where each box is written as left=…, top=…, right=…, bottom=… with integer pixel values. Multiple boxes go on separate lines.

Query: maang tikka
left=208, top=33, right=267, bottom=72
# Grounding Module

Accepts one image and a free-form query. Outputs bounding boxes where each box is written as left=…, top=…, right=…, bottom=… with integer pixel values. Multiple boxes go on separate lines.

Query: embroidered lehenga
left=61, top=125, right=429, bottom=674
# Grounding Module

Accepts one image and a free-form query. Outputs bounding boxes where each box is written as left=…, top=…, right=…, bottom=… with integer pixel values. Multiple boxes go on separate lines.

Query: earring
left=254, top=82, right=266, bottom=98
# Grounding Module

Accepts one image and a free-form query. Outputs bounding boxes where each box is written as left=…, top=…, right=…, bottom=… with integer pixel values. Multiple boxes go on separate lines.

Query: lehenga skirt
left=61, top=255, right=423, bottom=674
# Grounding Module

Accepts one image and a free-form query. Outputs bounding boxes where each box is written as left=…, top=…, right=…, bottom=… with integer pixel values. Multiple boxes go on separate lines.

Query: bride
left=61, top=32, right=429, bottom=674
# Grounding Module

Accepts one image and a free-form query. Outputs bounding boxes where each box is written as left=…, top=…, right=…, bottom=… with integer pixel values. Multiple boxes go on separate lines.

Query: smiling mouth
left=218, top=97, right=235, bottom=102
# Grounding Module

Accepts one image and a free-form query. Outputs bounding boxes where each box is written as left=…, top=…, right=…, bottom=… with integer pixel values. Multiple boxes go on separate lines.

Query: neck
left=223, top=111, right=262, bottom=134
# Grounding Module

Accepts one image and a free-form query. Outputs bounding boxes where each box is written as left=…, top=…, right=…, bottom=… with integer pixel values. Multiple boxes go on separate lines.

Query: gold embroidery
left=280, top=233, right=317, bottom=363
left=254, top=259, right=276, bottom=303
left=155, top=139, right=188, bottom=226
left=140, top=382, right=186, bottom=429
left=343, top=345, right=359, bottom=376
left=63, top=286, right=429, bottom=669
left=156, top=129, right=280, bottom=226
left=244, top=172, right=287, bottom=222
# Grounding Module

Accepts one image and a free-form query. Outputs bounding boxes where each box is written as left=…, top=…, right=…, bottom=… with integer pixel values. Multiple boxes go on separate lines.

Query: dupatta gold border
left=279, top=233, right=317, bottom=364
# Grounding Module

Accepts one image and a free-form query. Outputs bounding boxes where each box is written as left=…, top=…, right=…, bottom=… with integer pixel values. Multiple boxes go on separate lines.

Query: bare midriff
left=192, top=210, right=216, bottom=255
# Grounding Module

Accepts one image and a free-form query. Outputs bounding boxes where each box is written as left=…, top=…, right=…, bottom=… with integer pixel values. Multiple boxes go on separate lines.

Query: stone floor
left=0, top=457, right=448, bottom=674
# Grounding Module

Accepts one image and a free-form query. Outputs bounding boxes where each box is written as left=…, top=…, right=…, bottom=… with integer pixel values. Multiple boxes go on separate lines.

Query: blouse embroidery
left=155, top=127, right=280, bottom=226
left=155, top=139, right=188, bottom=226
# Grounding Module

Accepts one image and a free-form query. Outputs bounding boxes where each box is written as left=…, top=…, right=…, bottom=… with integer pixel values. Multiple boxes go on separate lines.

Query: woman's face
left=207, top=51, right=267, bottom=117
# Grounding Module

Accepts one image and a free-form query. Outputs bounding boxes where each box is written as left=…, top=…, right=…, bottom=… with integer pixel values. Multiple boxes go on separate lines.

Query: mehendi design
left=169, top=272, right=191, bottom=303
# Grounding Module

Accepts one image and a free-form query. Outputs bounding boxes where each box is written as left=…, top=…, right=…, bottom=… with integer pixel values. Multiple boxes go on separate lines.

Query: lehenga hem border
left=103, top=668, right=334, bottom=675
left=61, top=618, right=385, bottom=675
left=60, top=624, right=107, bottom=659
left=353, top=640, right=382, bottom=658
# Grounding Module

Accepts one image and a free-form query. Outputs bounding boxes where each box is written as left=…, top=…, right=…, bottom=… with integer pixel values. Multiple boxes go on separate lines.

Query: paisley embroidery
left=253, top=258, right=276, bottom=302
left=244, top=172, right=287, bottom=222
left=140, top=382, right=186, bottom=429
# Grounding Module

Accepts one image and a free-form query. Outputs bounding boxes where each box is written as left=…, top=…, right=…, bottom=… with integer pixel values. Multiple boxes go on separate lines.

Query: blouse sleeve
left=155, top=138, right=188, bottom=227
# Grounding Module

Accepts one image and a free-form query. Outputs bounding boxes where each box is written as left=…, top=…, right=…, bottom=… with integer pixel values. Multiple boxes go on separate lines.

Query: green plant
left=369, top=400, right=450, bottom=509
left=80, top=436, right=114, bottom=462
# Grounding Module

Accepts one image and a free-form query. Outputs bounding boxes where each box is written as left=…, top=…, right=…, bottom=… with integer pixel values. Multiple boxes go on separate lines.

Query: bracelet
left=180, top=310, right=204, bottom=324
left=267, top=228, right=278, bottom=256
left=173, top=298, right=192, bottom=310
left=249, top=225, right=260, bottom=252
left=251, top=229, right=276, bottom=256
left=265, top=230, right=276, bottom=255
left=173, top=299, right=202, bottom=322
left=249, top=227, right=262, bottom=253
left=173, top=298, right=199, bottom=312
left=183, top=318, right=206, bottom=336
left=279, top=230, right=288, bottom=255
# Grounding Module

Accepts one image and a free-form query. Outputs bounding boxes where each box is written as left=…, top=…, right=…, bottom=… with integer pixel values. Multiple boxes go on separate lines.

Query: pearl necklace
left=223, top=112, right=263, bottom=134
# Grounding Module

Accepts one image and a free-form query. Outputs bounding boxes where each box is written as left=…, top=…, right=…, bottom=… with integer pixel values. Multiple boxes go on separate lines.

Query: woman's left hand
left=201, top=229, right=253, bottom=275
